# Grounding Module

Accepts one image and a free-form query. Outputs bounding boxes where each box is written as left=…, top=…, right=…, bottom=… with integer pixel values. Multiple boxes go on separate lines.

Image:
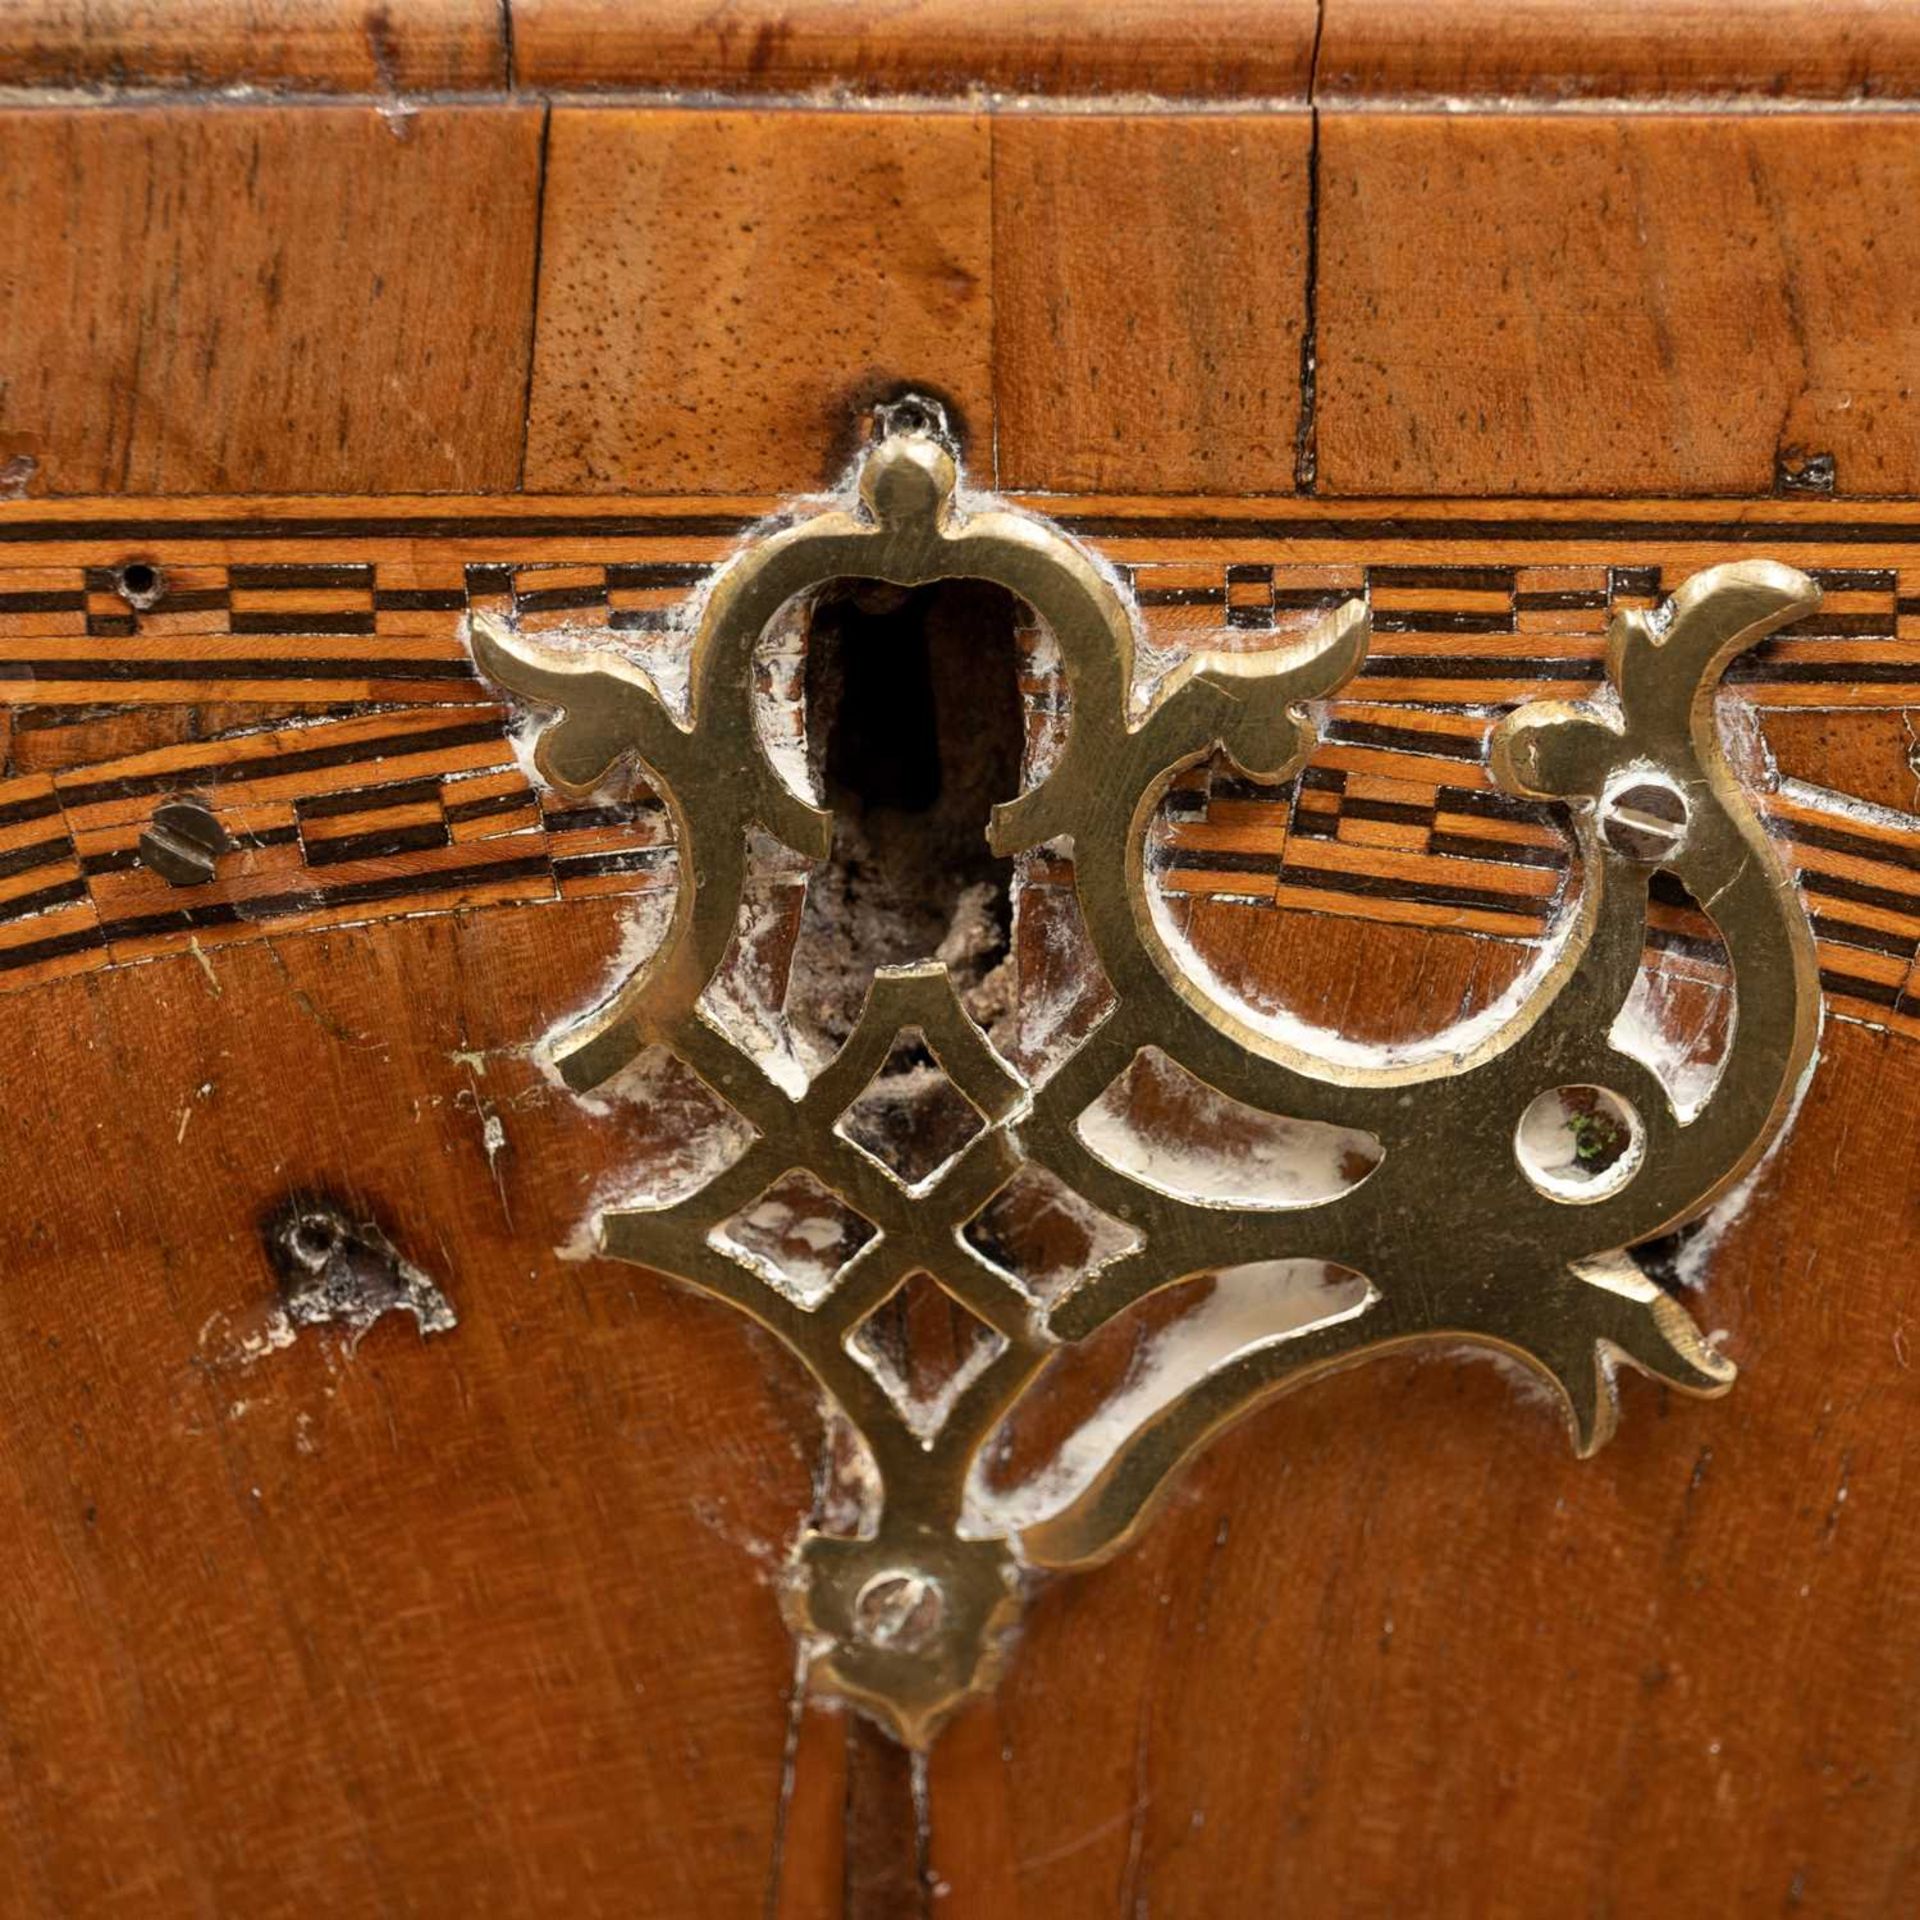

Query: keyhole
left=793, top=578, right=1025, bottom=1049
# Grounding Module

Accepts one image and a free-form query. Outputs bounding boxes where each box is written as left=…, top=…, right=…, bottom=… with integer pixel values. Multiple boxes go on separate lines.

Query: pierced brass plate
left=473, top=410, right=1820, bottom=1745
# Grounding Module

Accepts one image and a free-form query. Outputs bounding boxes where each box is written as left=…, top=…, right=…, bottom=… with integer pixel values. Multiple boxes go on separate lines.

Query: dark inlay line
left=1138, top=587, right=1226, bottom=608
left=1610, top=567, right=1662, bottom=594
left=1797, top=867, right=1920, bottom=918
left=0, top=656, right=476, bottom=683
left=0, top=877, right=89, bottom=921
left=0, top=790, right=62, bottom=829
left=0, top=834, right=72, bottom=882
left=1819, top=968, right=1904, bottom=1009
left=1810, top=912, right=1918, bottom=958
left=0, top=922, right=107, bottom=974
left=1322, top=718, right=1483, bottom=762
left=1225, top=564, right=1273, bottom=585
left=228, top=564, right=373, bottom=590
left=1514, top=590, right=1609, bottom=612
left=1340, top=796, right=1435, bottom=828
left=1646, top=925, right=1725, bottom=963
left=1781, top=814, right=1920, bottom=875
left=99, top=851, right=556, bottom=940
left=1810, top=568, right=1897, bottom=592
left=1210, top=771, right=1299, bottom=802
left=1727, top=660, right=1920, bottom=684
left=1369, top=565, right=1515, bottom=593
left=375, top=589, right=467, bottom=612
left=514, top=584, right=608, bottom=616
left=444, top=788, right=535, bottom=825
left=11, top=505, right=1920, bottom=549
left=0, top=513, right=756, bottom=545
left=554, top=848, right=674, bottom=881
left=1359, top=655, right=1602, bottom=682
left=0, top=590, right=86, bottom=614
left=228, top=611, right=378, bottom=637
left=298, top=776, right=444, bottom=821
left=544, top=801, right=656, bottom=833
left=1287, top=811, right=1338, bottom=840
left=305, top=822, right=453, bottom=867
left=608, top=608, right=674, bottom=634
left=605, top=562, right=709, bottom=589
left=59, top=717, right=505, bottom=808
left=1435, top=784, right=1557, bottom=826
left=1370, top=612, right=1518, bottom=637
left=1430, top=831, right=1567, bottom=870
left=1058, top=514, right=1920, bottom=547
left=1281, top=863, right=1554, bottom=915
left=1162, top=848, right=1552, bottom=918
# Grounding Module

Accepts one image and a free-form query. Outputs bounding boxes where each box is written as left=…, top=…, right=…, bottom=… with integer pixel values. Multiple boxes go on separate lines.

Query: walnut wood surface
left=18, top=0, right=1906, bottom=104
left=0, top=107, right=543, bottom=497
left=0, top=0, right=507, bottom=91
left=0, top=59, right=1916, bottom=1920
left=992, top=114, right=1311, bottom=494
left=1316, top=113, right=1920, bottom=498
left=1319, top=0, right=1920, bottom=103
left=523, top=109, right=994, bottom=495
left=510, top=0, right=1320, bottom=98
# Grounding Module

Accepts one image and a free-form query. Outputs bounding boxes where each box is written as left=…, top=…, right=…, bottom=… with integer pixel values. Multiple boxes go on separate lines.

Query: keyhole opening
left=792, top=578, right=1025, bottom=1051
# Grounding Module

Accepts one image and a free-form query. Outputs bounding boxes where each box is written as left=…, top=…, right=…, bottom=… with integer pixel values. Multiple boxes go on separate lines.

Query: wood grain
left=924, top=1009, right=1919, bottom=1917
left=509, top=0, right=1319, bottom=98
left=2, top=55, right=1919, bottom=1916
left=1316, top=113, right=1920, bottom=498
left=0, top=108, right=542, bottom=497
left=0, top=901, right=829, bottom=1917
left=1319, top=0, right=1920, bottom=103
left=0, top=0, right=506, bottom=92
left=993, top=114, right=1311, bottom=494
left=523, top=109, right=994, bottom=495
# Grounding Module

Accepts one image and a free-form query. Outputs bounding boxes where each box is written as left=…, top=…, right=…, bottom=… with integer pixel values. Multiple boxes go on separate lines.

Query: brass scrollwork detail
left=472, top=410, right=1820, bottom=1745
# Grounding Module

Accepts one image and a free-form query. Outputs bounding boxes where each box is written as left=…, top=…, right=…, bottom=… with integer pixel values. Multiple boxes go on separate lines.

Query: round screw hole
left=1515, top=1085, right=1644, bottom=1202
left=289, top=1214, right=343, bottom=1270
left=114, top=559, right=165, bottom=610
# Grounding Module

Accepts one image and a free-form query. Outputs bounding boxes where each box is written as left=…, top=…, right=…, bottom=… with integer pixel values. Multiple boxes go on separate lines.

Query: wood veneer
left=0, top=10, right=1915, bottom=1915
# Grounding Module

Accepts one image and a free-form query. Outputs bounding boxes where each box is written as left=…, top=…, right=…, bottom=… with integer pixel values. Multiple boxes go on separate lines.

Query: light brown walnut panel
left=509, top=0, right=1321, bottom=97
left=0, top=0, right=508, bottom=90
left=992, top=114, right=1311, bottom=494
left=0, top=106, right=542, bottom=496
left=523, top=109, right=994, bottom=495
left=0, top=33, right=1916, bottom=1920
left=1315, top=113, right=1920, bottom=497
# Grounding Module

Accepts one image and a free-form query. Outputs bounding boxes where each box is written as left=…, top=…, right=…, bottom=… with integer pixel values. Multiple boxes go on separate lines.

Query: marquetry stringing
left=0, top=502, right=1916, bottom=1039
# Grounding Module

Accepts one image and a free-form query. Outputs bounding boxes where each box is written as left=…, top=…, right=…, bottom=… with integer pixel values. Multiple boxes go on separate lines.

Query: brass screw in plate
left=853, top=1571, right=945, bottom=1654
left=1599, top=778, right=1690, bottom=863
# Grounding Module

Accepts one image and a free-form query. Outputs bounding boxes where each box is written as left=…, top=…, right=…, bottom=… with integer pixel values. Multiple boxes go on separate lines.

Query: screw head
left=1599, top=776, right=1690, bottom=863
left=852, top=1569, right=945, bottom=1654
left=138, top=796, right=229, bottom=886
